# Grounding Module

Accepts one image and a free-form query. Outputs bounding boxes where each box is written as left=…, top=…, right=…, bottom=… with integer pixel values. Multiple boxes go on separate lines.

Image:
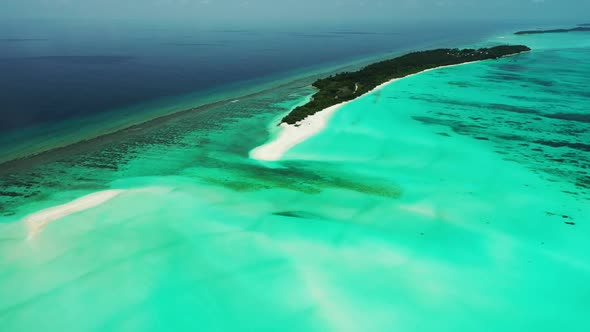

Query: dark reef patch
left=196, top=160, right=403, bottom=199
left=410, top=96, right=540, bottom=115
left=496, top=134, right=524, bottom=141
left=0, top=191, right=22, bottom=197
left=543, top=113, right=590, bottom=123
left=534, top=140, right=590, bottom=152
left=448, top=81, right=471, bottom=88
left=272, top=211, right=322, bottom=219
left=528, top=78, right=554, bottom=87
left=577, top=176, right=590, bottom=189
left=494, top=63, right=527, bottom=72
left=489, top=103, right=539, bottom=114
left=412, top=116, right=452, bottom=127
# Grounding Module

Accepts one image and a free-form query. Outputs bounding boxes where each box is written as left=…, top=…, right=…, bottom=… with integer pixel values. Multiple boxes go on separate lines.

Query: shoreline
left=249, top=60, right=483, bottom=162
left=279, top=46, right=530, bottom=125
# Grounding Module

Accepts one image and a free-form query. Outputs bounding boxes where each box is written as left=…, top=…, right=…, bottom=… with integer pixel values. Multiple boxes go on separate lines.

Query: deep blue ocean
left=0, top=19, right=559, bottom=160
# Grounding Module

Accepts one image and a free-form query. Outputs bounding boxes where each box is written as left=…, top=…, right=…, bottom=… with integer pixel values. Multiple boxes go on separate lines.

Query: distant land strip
left=515, top=26, right=590, bottom=35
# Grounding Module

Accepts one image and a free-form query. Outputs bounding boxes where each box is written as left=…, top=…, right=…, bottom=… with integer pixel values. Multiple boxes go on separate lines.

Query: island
left=515, top=26, right=590, bottom=35
left=281, top=45, right=531, bottom=124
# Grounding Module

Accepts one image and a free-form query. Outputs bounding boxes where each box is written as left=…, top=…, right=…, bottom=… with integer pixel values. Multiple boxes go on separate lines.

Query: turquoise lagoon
left=1, top=32, right=589, bottom=331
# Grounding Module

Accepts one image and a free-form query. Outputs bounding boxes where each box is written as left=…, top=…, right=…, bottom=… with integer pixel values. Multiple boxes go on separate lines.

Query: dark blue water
left=0, top=19, right=530, bottom=158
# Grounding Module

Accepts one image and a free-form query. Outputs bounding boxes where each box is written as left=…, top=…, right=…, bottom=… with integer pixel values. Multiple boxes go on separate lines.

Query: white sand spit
left=23, top=189, right=125, bottom=240
left=250, top=102, right=348, bottom=161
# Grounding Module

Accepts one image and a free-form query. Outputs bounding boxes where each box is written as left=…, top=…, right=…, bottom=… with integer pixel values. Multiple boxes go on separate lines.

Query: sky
left=0, top=0, right=588, bottom=22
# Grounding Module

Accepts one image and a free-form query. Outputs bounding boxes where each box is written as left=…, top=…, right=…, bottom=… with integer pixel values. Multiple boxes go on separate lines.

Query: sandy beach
left=250, top=61, right=479, bottom=162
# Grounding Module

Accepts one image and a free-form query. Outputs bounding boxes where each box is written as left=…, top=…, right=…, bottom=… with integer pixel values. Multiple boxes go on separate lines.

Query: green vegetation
left=281, top=45, right=531, bottom=124
left=515, top=27, right=590, bottom=35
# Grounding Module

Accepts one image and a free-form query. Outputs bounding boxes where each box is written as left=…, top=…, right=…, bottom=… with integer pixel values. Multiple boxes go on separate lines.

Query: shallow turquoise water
left=1, top=32, right=589, bottom=331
